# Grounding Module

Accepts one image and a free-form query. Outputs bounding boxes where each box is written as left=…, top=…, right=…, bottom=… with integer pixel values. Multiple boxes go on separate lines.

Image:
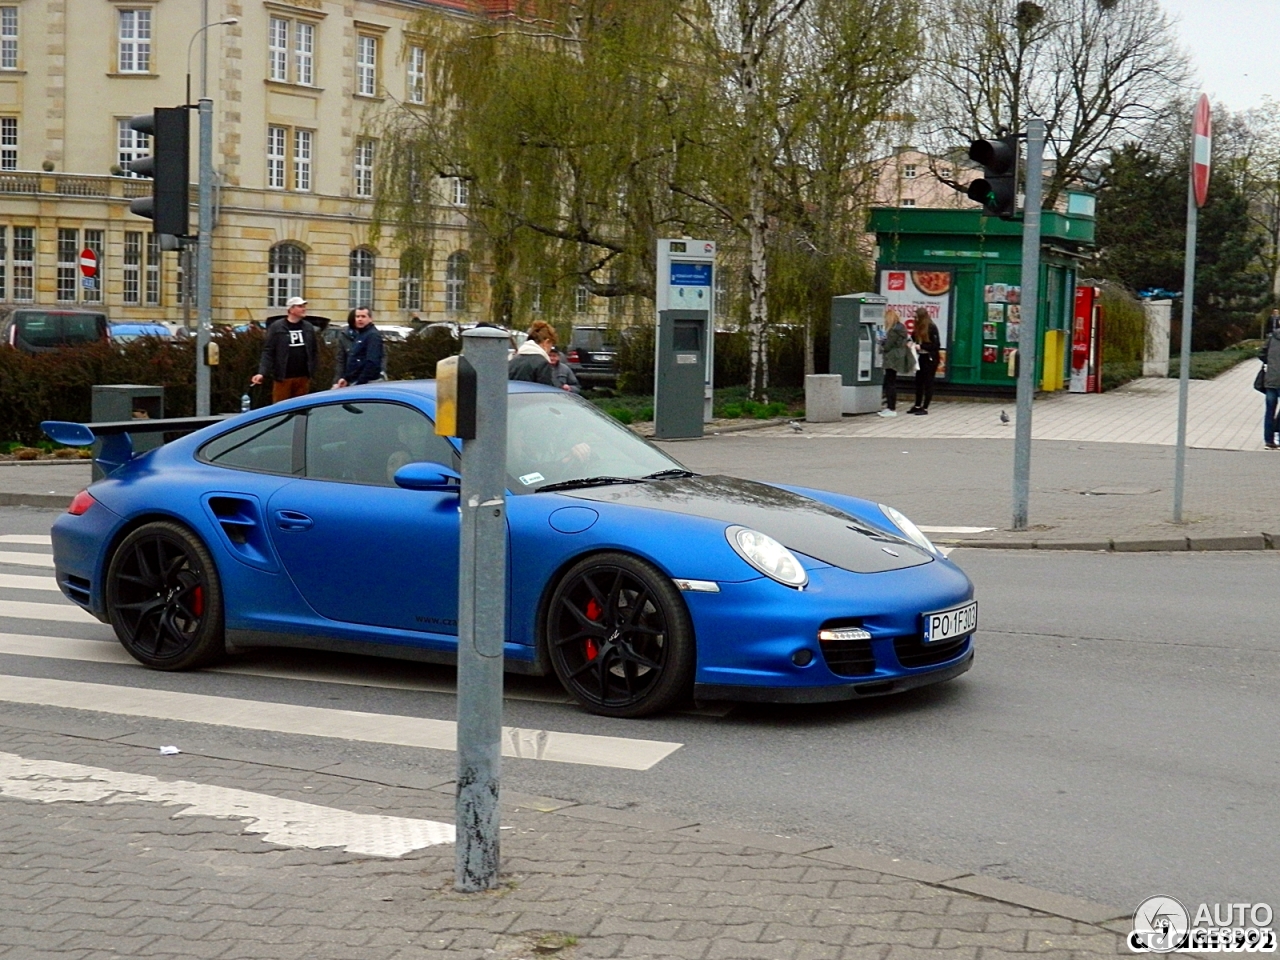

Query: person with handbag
left=1258, top=326, right=1280, bottom=448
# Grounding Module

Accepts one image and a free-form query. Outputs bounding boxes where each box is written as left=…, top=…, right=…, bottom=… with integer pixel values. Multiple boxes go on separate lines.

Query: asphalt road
left=0, top=504, right=1275, bottom=916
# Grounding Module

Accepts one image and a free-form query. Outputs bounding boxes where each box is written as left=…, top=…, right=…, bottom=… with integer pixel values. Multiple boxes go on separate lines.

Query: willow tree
left=673, top=0, right=919, bottom=396
left=373, top=0, right=711, bottom=326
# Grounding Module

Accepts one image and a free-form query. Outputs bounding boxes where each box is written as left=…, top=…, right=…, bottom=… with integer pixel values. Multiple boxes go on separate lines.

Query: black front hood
left=567, top=475, right=932, bottom=574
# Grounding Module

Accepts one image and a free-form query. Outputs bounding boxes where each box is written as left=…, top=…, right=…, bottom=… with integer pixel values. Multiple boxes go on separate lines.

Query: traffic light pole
left=1012, top=119, right=1045, bottom=531
left=196, top=98, right=213, bottom=417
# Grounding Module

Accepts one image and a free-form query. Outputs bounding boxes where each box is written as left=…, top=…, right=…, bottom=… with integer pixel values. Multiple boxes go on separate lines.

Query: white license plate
left=924, top=601, right=977, bottom=643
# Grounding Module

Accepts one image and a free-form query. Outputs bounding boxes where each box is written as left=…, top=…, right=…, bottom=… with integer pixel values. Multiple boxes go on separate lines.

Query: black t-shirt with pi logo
left=283, top=322, right=310, bottom=380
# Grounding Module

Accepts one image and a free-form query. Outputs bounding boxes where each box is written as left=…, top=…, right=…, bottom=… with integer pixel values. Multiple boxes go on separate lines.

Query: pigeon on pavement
left=788, top=420, right=804, bottom=433
left=999, top=410, right=1010, bottom=424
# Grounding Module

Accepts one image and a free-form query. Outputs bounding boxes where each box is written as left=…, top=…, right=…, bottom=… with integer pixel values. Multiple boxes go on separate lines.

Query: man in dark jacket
left=1259, top=327, right=1280, bottom=448
left=336, top=306, right=385, bottom=387
left=251, top=297, right=318, bottom=403
left=547, top=346, right=580, bottom=393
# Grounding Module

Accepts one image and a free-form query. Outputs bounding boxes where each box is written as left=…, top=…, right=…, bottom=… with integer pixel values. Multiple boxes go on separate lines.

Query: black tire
left=545, top=552, right=694, bottom=718
left=105, top=521, right=226, bottom=670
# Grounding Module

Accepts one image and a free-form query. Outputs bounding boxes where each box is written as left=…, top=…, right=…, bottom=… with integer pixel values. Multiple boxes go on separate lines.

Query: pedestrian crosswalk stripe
left=0, top=573, right=61, bottom=592
left=0, top=535, right=52, bottom=545
left=0, top=551, right=55, bottom=569
left=0, top=599, right=97, bottom=623
left=0, top=751, right=454, bottom=857
left=0, top=675, right=683, bottom=770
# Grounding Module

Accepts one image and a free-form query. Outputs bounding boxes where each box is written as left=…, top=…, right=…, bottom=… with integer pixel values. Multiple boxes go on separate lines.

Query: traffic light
left=966, top=135, right=1019, bottom=219
left=127, top=107, right=190, bottom=238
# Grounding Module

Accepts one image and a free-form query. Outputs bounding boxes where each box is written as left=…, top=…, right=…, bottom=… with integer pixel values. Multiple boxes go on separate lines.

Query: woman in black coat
left=908, top=307, right=941, bottom=415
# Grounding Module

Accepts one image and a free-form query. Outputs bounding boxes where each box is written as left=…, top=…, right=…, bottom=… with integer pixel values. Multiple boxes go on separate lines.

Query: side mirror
left=393, top=461, right=461, bottom=492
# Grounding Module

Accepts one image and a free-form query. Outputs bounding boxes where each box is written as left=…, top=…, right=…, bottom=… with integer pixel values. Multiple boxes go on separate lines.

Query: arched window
left=267, top=243, right=305, bottom=307
left=348, top=248, right=375, bottom=309
left=445, top=251, right=469, bottom=312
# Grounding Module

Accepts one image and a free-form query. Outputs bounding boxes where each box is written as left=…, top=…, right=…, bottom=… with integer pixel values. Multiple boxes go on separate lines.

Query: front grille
left=820, top=636, right=876, bottom=677
left=893, top=634, right=970, bottom=669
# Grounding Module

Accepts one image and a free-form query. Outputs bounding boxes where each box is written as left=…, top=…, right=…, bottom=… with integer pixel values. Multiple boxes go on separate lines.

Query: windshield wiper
left=642, top=469, right=698, bottom=481
left=535, top=476, right=644, bottom=493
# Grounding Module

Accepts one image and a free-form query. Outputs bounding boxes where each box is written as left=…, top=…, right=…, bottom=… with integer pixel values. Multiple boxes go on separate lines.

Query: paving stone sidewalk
left=0, top=723, right=1131, bottom=960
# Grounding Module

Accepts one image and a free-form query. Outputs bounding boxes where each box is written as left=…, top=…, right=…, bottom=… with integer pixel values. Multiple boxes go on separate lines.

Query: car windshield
left=505, top=390, right=683, bottom=494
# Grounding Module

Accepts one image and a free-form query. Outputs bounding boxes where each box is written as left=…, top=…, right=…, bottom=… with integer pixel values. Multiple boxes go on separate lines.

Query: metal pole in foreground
left=195, top=98, right=213, bottom=417
left=1172, top=172, right=1198, bottom=522
left=454, top=327, right=509, bottom=892
left=1012, top=118, right=1045, bottom=531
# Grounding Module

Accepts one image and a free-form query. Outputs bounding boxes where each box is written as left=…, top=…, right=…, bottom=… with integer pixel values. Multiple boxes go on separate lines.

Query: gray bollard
left=804, top=374, right=843, bottom=422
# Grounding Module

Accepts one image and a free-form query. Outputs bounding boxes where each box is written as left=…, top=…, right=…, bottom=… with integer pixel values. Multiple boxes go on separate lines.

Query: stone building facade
left=0, top=0, right=499, bottom=326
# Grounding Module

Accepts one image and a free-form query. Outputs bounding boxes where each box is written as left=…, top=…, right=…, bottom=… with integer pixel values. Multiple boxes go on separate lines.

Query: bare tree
left=921, top=0, right=1191, bottom=204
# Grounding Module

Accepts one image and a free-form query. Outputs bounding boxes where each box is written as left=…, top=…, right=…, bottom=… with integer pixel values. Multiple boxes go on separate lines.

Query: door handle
left=273, top=509, right=314, bottom=532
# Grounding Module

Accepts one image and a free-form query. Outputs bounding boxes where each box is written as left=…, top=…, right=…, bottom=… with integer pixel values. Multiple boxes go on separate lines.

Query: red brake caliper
left=191, top=586, right=204, bottom=617
left=584, top=598, right=602, bottom=660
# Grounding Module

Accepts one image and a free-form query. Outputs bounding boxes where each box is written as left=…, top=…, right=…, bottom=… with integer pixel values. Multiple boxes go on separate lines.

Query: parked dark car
left=565, top=325, right=620, bottom=387
left=1, top=307, right=109, bottom=354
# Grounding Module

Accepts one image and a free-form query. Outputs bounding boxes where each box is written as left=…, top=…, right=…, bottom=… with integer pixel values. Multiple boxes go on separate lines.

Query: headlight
left=878, top=504, right=938, bottom=556
left=725, top=525, right=808, bottom=588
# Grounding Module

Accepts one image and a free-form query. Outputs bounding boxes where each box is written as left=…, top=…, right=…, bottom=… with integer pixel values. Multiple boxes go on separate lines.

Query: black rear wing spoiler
left=42, top=415, right=230, bottom=476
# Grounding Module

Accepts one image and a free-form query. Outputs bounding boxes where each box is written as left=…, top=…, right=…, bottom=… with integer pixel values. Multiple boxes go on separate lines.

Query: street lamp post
left=184, top=17, right=236, bottom=417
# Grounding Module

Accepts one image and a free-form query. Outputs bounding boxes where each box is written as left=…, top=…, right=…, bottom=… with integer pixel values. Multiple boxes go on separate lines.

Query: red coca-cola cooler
left=1070, top=285, right=1104, bottom=393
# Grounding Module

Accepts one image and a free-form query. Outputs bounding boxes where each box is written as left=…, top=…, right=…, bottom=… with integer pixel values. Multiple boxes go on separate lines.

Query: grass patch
left=1168, top=341, right=1260, bottom=380
left=591, top=384, right=803, bottom=423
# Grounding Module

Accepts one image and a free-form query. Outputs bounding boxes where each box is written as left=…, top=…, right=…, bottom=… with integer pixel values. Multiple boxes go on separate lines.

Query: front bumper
left=695, top=646, right=973, bottom=704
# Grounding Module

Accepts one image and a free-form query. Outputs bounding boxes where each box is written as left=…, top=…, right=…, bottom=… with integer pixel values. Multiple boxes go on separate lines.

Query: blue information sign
left=670, top=262, right=712, bottom=286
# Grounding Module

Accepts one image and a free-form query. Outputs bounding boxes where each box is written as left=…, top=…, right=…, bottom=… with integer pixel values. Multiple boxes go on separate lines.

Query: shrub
left=606, top=407, right=634, bottom=425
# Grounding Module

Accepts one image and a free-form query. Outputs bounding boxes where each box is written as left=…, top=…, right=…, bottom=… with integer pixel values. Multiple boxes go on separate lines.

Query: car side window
left=199, top=414, right=299, bottom=475
left=304, top=401, right=455, bottom=486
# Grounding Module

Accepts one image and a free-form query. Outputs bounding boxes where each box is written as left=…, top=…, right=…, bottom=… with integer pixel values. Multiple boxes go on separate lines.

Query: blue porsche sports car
left=45, top=381, right=975, bottom=717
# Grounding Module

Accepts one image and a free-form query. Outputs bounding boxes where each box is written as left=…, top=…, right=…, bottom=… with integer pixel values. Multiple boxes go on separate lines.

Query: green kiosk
left=867, top=206, right=1095, bottom=392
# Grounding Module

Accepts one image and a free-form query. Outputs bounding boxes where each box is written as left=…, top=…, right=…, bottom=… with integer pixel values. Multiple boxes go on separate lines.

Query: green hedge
left=0, top=327, right=461, bottom=445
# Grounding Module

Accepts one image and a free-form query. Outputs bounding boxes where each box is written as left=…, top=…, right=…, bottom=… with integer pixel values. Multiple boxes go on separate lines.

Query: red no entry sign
left=79, top=248, right=98, bottom=278
left=1193, top=94, right=1212, bottom=208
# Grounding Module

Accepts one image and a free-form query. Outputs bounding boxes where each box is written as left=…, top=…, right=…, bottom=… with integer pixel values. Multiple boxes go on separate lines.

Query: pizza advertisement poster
left=879, top=266, right=953, bottom=378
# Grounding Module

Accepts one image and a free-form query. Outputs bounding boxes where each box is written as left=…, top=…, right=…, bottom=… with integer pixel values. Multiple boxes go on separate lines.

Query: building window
left=407, top=45, right=425, bottom=104
left=356, top=35, right=378, bottom=97
left=348, top=248, right=375, bottom=309
left=293, top=129, right=312, bottom=192
left=295, top=21, right=314, bottom=85
left=940, top=167, right=953, bottom=180
left=353, top=138, right=375, bottom=198
left=445, top=251, right=468, bottom=312
left=117, top=118, right=149, bottom=177
left=0, top=226, right=5, bottom=300
left=82, top=229, right=104, bottom=304
left=56, top=229, right=79, bottom=302
left=450, top=177, right=468, bottom=207
left=575, top=284, right=590, bottom=314
left=398, top=253, right=422, bottom=311
left=145, top=232, right=160, bottom=305
left=268, top=243, right=305, bottom=307
left=0, top=117, right=15, bottom=171
left=900, top=198, right=916, bottom=207
left=902, top=163, right=917, bottom=179
left=267, top=126, right=313, bottom=191
left=118, top=9, right=151, bottom=74
left=11, top=225, right=32, bottom=301
left=266, top=126, right=286, bottom=189
left=0, top=7, right=17, bottom=71
left=123, top=231, right=142, bottom=304
left=268, top=17, right=288, bottom=81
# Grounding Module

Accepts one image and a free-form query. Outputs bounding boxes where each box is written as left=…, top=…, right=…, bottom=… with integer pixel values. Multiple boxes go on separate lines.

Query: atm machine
left=829, top=293, right=886, bottom=414
left=654, top=239, right=717, bottom=439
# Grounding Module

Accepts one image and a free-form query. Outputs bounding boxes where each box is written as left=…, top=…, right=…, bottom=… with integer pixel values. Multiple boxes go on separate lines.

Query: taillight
left=567, top=349, right=580, bottom=363
left=67, top=490, right=96, bottom=516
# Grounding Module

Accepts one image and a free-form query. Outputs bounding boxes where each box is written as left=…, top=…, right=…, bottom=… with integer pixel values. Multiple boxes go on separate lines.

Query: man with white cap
left=252, top=296, right=319, bottom=403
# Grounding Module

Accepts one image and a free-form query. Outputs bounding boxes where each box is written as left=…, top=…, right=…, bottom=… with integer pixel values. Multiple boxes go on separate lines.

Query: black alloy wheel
left=106, top=521, right=226, bottom=670
left=545, top=552, right=694, bottom=717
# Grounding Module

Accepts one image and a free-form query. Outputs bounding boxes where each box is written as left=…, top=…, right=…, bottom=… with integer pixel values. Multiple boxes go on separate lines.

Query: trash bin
left=89, top=385, right=165, bottom=479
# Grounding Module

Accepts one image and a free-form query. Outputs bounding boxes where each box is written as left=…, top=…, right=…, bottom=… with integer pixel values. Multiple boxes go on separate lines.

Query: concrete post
left=1012, top=119, right=1045, bottom=532
left=804, top=374, right=842, bottom=422
left=195, top=98, right=213, bottom=417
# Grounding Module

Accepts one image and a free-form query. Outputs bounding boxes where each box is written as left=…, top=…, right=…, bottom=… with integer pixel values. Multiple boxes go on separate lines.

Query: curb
left=639, top=417, right=791, bottom=440
left=0, top=712, right=1129, bottom=933
left=0, top=459, right=92, bottom=467
left=947, top=533, right=1277, bottom=553
left=0, top=493, right=71, bottom=509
